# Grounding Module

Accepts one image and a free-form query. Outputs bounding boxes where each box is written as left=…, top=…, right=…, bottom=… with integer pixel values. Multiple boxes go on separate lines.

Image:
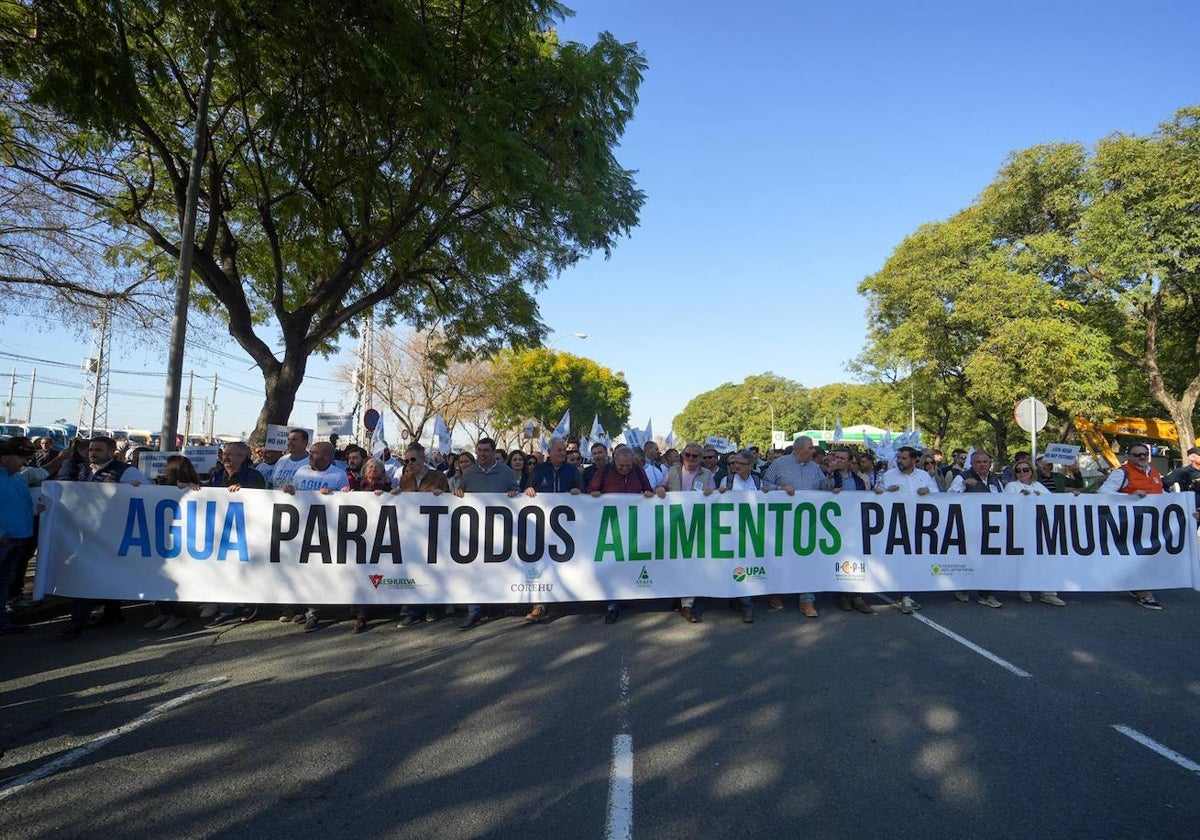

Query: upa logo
left=732, top=565, right=766, bottom=582
left=369, top=574, right=384, bottom=589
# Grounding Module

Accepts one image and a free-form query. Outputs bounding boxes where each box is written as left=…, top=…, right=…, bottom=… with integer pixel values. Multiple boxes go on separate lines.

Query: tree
left=0, top=1, right=646, bottom=440
left=489, top=348, right=630, bottom=441
left=336, top=328, right=493, bottom=445
left=673, top=373, right=811, bottom=449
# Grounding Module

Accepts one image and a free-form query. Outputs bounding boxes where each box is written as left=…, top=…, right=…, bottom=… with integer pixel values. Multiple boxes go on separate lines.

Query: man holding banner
left=1100, top=444, right=1165, bottom=610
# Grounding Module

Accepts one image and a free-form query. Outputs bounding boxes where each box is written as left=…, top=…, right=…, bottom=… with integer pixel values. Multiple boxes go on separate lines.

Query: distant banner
left=34, top=484, right=1200, bottom=604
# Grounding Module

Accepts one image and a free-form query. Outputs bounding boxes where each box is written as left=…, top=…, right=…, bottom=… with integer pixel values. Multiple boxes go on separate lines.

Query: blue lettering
left=117, top=498, right=151, bottom=557
left=218, top=503, right=250, bottom=561
left=155, top=499, right=181, bottom=559
left=186, top=499, right=216, bottom=560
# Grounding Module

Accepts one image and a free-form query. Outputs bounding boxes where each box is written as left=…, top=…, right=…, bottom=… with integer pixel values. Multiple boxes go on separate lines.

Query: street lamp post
left=751, top=396, right=775, bottom=449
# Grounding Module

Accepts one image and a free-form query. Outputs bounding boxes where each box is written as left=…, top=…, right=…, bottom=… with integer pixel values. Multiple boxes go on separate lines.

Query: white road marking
left=1112, top=725, right=1200, bottom=775
left=876, top=595, right=1032, bottom=678
left=604, top=663, right=633, bottom=840
left=0, top=676, right=230, bottom=801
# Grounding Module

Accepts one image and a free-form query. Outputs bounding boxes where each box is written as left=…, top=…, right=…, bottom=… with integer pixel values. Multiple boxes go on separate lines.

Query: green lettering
left=711, top=502, right=735, bottom=559
left=768, top=502, right=791, bottom=557
left=738, top=503, right=766, bottom=557
left=669, top=503, right=705, bottom=558
left=594, top=506, right=624, bottom=561
left=628, top=506, right=651, bottom=562
left=818, top=501, right=842, bottom=554
left=793, top=502, right=817, bottom=555
left=654, top=504, right=665, bottom=558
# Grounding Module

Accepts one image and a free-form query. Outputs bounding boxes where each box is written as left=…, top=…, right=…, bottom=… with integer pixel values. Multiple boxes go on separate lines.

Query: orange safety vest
left=1119, top=461, right=1163, bottom=494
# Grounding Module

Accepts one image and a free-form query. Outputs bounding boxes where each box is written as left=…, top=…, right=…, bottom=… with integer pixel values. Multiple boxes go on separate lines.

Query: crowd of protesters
left=3, top=427, right=1197, bottom=640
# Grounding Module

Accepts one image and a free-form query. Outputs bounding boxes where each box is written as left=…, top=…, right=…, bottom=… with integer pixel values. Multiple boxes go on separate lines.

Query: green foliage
left=673, top=373, right=812, bottom=449
left=489, top=348, right=630, bottom=439
left=0, top=0, right=646, bottom=438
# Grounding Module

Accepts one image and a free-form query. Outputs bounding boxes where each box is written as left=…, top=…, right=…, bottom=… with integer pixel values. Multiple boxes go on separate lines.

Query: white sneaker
left=161, top=615, right=188, bottom=630
left=143, top=614, right=170, bottom=629
left=1039, top=593, right=1067, bottom=607
left=978, top=595, right=1002, bottom=608
left=901, top=595, right=921, bottom=611
left=1019, top=591, right=1033, bottom=603
left=200, top=604, right=219, bottom=619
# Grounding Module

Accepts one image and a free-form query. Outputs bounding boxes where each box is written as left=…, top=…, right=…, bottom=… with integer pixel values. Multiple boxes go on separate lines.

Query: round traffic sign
left=1014, top=397, right=1048, bottom=433
left=363, top=408, right=380, bottom=432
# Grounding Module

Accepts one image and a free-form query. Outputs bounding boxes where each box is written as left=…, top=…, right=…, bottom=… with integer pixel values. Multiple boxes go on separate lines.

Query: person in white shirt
left=269, top=428, right=311, bottom=489
left=873, top=445, right=936, bottom=614
left=1004, top=462, right=1066, bottom=607
left=283, top=442, right=350, bottom=493
left=716, top=450, right=767, bottom=623
left=947, top=450, right=1004, bottom=607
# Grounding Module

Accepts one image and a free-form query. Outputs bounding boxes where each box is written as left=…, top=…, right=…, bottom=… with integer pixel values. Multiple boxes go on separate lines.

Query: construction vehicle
left=1073, top=416, right=1179, bottom=470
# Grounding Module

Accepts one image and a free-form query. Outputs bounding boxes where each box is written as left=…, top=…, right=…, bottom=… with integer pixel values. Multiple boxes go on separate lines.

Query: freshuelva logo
left=369, top=574, right=385, bottom=588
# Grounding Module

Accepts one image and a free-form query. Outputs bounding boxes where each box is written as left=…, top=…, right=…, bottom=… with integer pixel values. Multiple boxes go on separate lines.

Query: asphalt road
left=2, top=590, right=1199, bottom=839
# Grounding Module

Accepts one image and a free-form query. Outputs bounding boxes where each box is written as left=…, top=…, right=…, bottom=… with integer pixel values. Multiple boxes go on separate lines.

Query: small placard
left=139, top=452, right=179, bottom=481
left=183, top=445, right=221, bottom=473
left=265, top=425, right=314, bottom=451
left=1042, top=443, right=1081, bottom=466
left=316, top=413, right=354, bottom=437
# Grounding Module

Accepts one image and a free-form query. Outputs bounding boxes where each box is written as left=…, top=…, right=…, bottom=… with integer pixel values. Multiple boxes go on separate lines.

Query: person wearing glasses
left=656, top=443, right=716, bottom=623
left=1004, top=460, right=1067, bottom=607
left=948, top=450, right=1005, bottom=608
left=717, top=450, right=768, bottom=623
left=1099, top=445, right=1165, bottom=610
left=821, top=447, right=875, bottom=615
left=762, top=436, right=832, bottom=617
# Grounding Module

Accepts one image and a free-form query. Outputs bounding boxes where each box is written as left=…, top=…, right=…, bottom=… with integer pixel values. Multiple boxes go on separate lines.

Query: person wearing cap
left=1162, top=446, right=1200, bottom=509
left=1098, top=444, right=1164, bottom=610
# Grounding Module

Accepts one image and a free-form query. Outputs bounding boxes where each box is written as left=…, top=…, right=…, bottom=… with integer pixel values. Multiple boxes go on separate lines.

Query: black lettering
left=548, top=505, right=576, bottom=562
left=421, top=505, right=448, bottom=563
left=941, top=504, right=967, bottom=553
left=980, top=504, right=1002, bottom=555
left=861, top=502, right=884, bottom=553
left=885, top=505, right=912, bottom=554
left=1098, top=506, right=1130, bottom=555
left=451, top=507, right=479, bottom=564
left=1005, top=504, right=1024, bottom=555
left=337, top=505, right=368, bottom=564
left=300, top=506, right=332, bottom=564
left=1131, top=505, right=1161, bottom=556
left=517, top=506, right=545, bottom=562
left=1163, top=504, right=1187, bottom=553
left=1069, top=506, right=1096, bottom=555
left=914, top=504, right=939, bottom=554
left=373, top=505, right=403, bottom=564
left=1036, top=504, right=1067, bottom=554
left=271, top=504, right=299, bottom=563
left=483, top=506, right=513, bottom=563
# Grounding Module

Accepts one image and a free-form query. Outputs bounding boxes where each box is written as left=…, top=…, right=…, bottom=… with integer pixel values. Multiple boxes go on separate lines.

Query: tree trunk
left=251, top=351, right=310, bottom=444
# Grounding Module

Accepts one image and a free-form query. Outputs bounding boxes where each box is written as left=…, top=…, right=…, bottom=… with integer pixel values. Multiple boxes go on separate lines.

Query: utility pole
left=208, top=374, right=218, bottom=440
left=6, top=368, right=15, bottom=423
left=26, top=368, right=36, bottom=424
left=77, top=299, right=112, bottom=434
left=183, top=370, right=195, bottom=443
left=352, top=312, right=375, bottom=443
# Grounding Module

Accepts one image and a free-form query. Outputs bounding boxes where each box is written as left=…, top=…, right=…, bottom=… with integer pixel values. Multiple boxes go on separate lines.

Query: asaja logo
left=732, top=565, right=766, bottom=582
left=368, top=574, right=417, bottom=589
left=636, top=565, right=653, bottom=588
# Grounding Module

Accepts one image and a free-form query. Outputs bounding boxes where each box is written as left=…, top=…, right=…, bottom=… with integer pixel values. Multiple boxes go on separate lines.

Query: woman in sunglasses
left=1004, top=460, right=1066, bottom=607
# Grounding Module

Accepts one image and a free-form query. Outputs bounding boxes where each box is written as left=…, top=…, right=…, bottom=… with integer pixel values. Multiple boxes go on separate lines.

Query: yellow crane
left=1073, top=416, right=1179, bottom=469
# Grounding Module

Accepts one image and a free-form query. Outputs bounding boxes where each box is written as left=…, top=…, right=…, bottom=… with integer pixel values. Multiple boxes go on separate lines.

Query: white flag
left=644, top=418, right=653, bottom=443
left=552, top=409, right=571, bottom=440
left=371, top=414, right=387, bottom=458
left=433, top=412, right=452, bottom=456
left=832, top=419, right=844, bottom=443
left=590, top=414, right=610, bottom=447
left=664, top=429, right=675, bottom=448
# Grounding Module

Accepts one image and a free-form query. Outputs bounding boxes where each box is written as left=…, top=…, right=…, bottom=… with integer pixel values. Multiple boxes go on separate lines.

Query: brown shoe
left=851, top=596, right=873, bottom=615
left=524, top=605, right=547, bottom=622
left=799, top=601, right=819, bottom=618
left=768, top=595, right=784, bottom=610
left=837, top=594, right=852, bottom=611
left=680, top=606, right=700, bottom=623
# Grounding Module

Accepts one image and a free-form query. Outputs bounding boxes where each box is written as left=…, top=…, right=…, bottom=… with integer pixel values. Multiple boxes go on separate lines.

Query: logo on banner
left=512, top=564, right=553, bottom=593
left=369, top=574, right=417, bottom=589
left=636, top=566, right=653, bottom=588
left=834, top=560, right=867, bottom=581
left=732, top=565, right=766, bottom=583
left=931, top=563, right=974, bottom=577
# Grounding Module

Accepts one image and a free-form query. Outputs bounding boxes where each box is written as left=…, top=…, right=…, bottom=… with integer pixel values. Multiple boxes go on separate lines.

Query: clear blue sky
left=3, top=0, right=1199, bottom=442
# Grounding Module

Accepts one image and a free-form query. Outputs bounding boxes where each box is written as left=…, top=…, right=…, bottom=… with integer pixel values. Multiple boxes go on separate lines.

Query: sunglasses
left=1015, top=468, right=1032, bottom=473
left=1130, top=451, right=1149, bottom=457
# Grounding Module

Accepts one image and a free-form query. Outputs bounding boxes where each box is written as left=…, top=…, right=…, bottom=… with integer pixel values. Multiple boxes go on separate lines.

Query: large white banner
left=34, top=483, right=1200, bottom=605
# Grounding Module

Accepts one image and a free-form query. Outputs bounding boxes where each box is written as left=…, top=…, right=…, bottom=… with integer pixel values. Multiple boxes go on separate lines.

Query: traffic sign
left=363, top=408, right=380, bottom=433
left=1014, top=397, right=1048, bottom=433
